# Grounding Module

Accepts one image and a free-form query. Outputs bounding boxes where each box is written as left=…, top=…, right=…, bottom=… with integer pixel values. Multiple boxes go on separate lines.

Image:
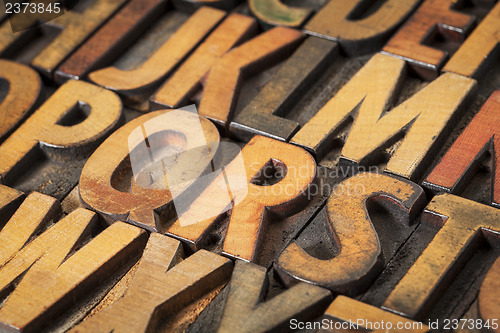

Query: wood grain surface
left=55, top=0, right=169, bottom=83
left=71, top=233, right=232, bottom=332
left=0, top=186, right=147, bottom=332
left=305, top=0, right=422, bottom=56
left=424, top=90, right=500, bottom=208
left=443, top=1, right=500, bottom=79
left=0, top=1, right=499, bottom=331
left=383, top=0, right=474, bottom=79
left=0, top=80, right=122, bottom=186
left=79, top=110, right=220, bottom=232
left=275, top=172, right=425, bottom=294
left=150, top=12, right=257, bottom=109
left=89, top=7, right=225, bottom=103
left=384, top=193, right=500, bottom=319
left=0, top=60, right=41, bottom=143
left=198, top=26, right=304, bottom=130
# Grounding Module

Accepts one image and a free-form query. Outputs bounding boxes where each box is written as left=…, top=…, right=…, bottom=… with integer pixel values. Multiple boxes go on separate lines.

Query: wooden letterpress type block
left=383, top=0, right=476, bottom=79
left=79, top=109, right=220, bottom=232
left=0, top=80, right=122, bottom=200
left=197, top=27, right=304, bottom=132
left=383, top=194, right=500, bottom=320
left=89, top=7, right=226, bottom=110
left=0, top=0, right=128, bottom=79
left=0, top=185, right=147, bottom=332
left=292, top=53, right=477, bottom=181
left=443, top=1, right=500, bottom=79
left=274, top=172, right=426, bottom=294
left=248, top=0, right=314, bottom=28
left=423, top=90, right=500, bottom=208
left=150, top=13, right=257, bottom=110
left=55, top=0, right=169, bottom=84
left=167, top=135, right=341, bottom=267
left=0, top=59, right=41, bottom=143
left=70, top=233, right=232, bottom=332
left=305, top=0, right=421, bottom=56
left=230, top=36, right=338, bottom=142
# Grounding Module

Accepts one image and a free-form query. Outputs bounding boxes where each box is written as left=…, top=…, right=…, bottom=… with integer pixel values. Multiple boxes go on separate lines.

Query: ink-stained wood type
left=54, top=0, right=169, bottom=83
left=0, top=187, right=147, bottom=332
left=248, top=0, right=313, bottom=28
left=478, top=257, right=500, bottom=333
left=291, top=53, right=404, bottom=159
left=383, top=193, right=500, bottom=320
left=359, top=197, right=499, bottom=325
left=0, top=80, right=122, bottom=187
left=324, top=296, right=429, bottom=332
left=305, top=0, right=422, bottom=56
left=340, top=72, right=475, bottom=181
left=292, top=53, right=477, bottom=181
left=0, top=190, right=61, bottom=265
left=70, top=233, right=232, bottom=332
left=383, top=0, right=474, bottom=80
left=424, top=90, right=500, bottom=208
left=443, top=1, right=500, bottom=79
left=0, top=207, right=97, bottom=297
left=79, top=110, right=220, bottom=232
left=0, top=185, right=25, bottom=225
left=0, top=59, right=41, bottom=143
left=0, top=221, right=146, bottom=333
left=89, top=7, right=225, bottom=104
left=172, top=0, right=242, bottom=13
left=230, top=36, right=338, bottom=142
left=172, top=164, right=341, bottom=268
left=167, top=135, right=317, bottom=263
left=150, top=13, right=257, bottom=110
left=0, top=0, right=128, bottom=78
left=198, top=27, right=304, bottom=130
left=2, top=1, right=500, bottom=330
left=275, top=172, right=426, bottom=294
left=216, top=261, right=331, bottom=333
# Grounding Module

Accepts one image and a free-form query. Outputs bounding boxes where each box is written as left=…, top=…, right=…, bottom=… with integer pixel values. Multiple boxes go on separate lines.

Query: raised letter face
left=79, top=109, right=222, bottom=232
left=0, top=185, right=146, bottom=332
left=89, top=7, right=226, bottom=105
left=55, top=0, right=169, bottom=83
left=383, top=0, right=474, bottom=79
left=167, top=135, right=317, bottom=263
left=292, top=53, right=477, bottom=181
left=0, top=60, right=41, bottom=143
left=443, top=1, right=500, bottom=79
left=275, top=172, right=426, bottom=294
left=0, top=0, right=128, bottom=78
left=424, top=90, right=500, bottom=208
left=305, top=0, right=421, bottom=56
left=0, top=80, right=122, bottom=187
left=384, top=193, right=500, bottom=319
left=69, top=233, right=232, bottom=333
